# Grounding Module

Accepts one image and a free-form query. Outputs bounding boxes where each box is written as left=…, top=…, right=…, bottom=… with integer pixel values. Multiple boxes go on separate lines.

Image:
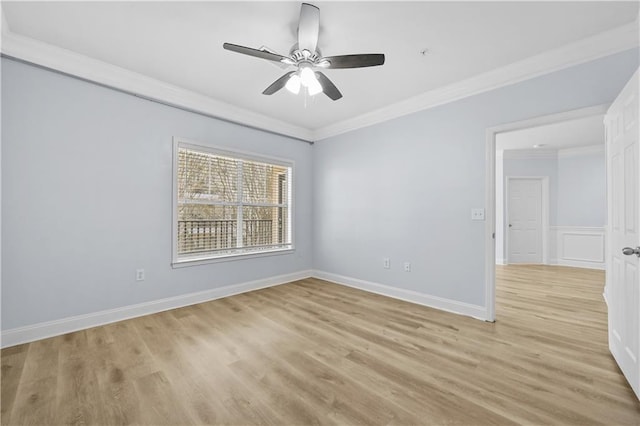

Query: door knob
left=622, top=247, right=640, bottom=257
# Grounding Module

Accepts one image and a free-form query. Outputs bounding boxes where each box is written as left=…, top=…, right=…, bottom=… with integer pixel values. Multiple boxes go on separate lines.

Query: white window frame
left=172, top=137, right=294, bottom=267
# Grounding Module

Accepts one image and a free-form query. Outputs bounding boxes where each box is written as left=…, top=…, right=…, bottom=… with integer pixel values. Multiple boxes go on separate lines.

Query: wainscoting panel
left=549, top=226, right=605, bottom=269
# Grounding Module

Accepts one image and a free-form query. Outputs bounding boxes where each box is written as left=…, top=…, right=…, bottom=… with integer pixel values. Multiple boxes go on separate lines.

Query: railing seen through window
left=175, top=143, right=292, bottom=262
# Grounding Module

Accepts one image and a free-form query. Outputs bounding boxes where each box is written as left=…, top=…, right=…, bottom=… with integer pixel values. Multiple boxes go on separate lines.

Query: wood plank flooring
left=2, top=265, right=640, bottom=425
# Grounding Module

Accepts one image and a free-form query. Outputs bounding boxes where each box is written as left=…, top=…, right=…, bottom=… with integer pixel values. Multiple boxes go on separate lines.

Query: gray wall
left=502, top=152, right=606, bottom=228
left=1, top=59, right=313, bottom=330
left=313, top=48, right=638, bottom=307
left=2, top=48, right=637, bottom=329
left=557, top=153, right=606, bottom=226
left=497, top=151, right=606, bottom=262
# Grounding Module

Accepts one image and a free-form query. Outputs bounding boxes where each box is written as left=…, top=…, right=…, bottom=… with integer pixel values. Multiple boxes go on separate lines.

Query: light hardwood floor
left=2, top=266, right=640, bottom=425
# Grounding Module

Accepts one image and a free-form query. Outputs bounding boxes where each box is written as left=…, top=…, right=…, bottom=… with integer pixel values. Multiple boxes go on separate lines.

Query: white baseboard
left=1, top=270, right=313, bottom=348
left=312, top=270, right=488, bottom=321
left=496, top=258, right=507, bottom=265
left=1, top=268, right=497, bottom=348
left=548, top=258, right=605, bottom=270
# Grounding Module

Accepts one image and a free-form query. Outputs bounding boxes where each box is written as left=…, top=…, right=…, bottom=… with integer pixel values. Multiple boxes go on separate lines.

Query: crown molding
left=1, top=6, right=10, bottom=36
left=312, top=21, right=639, bottom=141
left=503, top=149, right=558, bottom=160
left=502, top=144, right=604, bottom=160
left=0, top=30, right=314, bottom=142
left=1, top=18, right=637, bottom=143
left=557, top=144, right=604, bottom=158
left=491, top=104, right=608, bottom=136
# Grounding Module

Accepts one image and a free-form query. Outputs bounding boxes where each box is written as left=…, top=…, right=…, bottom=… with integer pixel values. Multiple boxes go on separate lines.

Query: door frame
left=505, top=176, right=549, bottom=265
left=484, top=104, right=608, bottom=322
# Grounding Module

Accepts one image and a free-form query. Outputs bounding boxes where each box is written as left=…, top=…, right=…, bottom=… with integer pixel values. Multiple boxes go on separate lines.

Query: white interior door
left=606, top=68, right=639, bottom=400
left=507, top=178, right=543, bottom=264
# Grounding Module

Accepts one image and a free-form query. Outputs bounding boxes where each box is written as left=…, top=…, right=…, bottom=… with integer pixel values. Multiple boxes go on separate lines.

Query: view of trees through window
left=176, top=147, right=291, bottom=258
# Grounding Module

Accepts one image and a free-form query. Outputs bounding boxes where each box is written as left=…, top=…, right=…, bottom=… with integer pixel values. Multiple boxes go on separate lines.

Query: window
left=173, top=140, right=293, bottom=264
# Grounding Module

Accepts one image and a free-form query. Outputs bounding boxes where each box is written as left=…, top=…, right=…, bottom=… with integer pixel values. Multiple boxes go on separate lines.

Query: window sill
left=172, top=247, right=295, bottom=268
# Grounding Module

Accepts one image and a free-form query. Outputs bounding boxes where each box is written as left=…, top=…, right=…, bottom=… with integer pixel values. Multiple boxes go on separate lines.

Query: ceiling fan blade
left=323, top=54, right=385, bottom=69
left=262, top=72, right=296, bottom=95
left=223, top=43, right=288, bottom=63
left=315, top=72, right=342, bottom=101
left=298, top=3, right=319, bottom=53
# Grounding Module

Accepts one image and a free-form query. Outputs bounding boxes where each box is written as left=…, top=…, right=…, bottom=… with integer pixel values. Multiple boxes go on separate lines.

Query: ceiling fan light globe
left=307, top=75, right=323, bottom=96
left=300, top=67, right=317, bottom=87
left=285, top=74, right=301, bottom=94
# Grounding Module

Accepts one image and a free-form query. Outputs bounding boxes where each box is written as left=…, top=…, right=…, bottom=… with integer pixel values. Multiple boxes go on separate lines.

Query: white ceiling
left=496, top=114, right=605, bottom=151
left=2, top=2, right=638, bottom=137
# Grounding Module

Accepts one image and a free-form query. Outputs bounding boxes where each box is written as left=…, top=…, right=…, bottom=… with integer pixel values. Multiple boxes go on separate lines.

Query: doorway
left=483, top=104, right=609, bottom=321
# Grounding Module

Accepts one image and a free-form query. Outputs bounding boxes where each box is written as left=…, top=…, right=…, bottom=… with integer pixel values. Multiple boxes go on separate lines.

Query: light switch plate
left=471, top=208, right=485, bottom=221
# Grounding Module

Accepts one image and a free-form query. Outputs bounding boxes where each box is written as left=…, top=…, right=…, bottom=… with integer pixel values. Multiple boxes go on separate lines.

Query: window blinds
left=176, top=145, right=292, bottom=260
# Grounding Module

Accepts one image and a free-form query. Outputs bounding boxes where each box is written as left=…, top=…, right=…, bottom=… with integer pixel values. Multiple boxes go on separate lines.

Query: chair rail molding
left=549, top=226, right=605, bottom=270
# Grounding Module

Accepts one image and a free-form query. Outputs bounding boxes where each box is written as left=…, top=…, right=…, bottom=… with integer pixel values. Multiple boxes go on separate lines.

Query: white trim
left=502, top=149, right=558, bottom=160
left=172, top=248, right=296, bottom=268
left=503, top=145, right=605, bottom=160
left=548, top=258, right=606, bottom=270
left=557, top=144, right=605, bottom=158
left=1, top=268, right=495, bottom=348
left=1, top=270, right=313, bottom=348
left=548, top=226, right=606, bottom=270
left=0, top=0, right=5, bottom=352
left=0, top=7, right=3, bottom=347
left=485, top=104, right=609, bottom=322
left=485, top=132, right=497, bottom=321
left=314, top=22, right=638, bottom=140
left=1, top=20, right=636, bottom=142
left=172, top=139, right=180, bottom=265
left=313, top=270, right=489, bottom=321
left=171, top=138, right=295, bottom=266
left=505, top=176, right=550, bottom=265
left=0, top=31, right=313, bottom=142
left=549, top=226, right=605, bottom=231
left=496, top=258, right=507, bottom=265
left=176, top=138, right=296, bottom=168
left=1, top=5, right=10, bottom=35
left=489, top=105, right=610, bottom=135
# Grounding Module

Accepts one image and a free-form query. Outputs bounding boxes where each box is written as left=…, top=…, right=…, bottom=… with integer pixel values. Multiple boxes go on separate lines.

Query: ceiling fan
left=223, top=3, right=385, bottom=101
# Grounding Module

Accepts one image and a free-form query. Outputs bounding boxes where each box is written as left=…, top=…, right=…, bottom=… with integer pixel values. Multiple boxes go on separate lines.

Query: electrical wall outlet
left=471, top=208, right=485, bottom=221
left=404, top=262, right=411, bottom=272
left=383, top=258, right=390, bottom=269
left=136, top=269, right=145, bottom=281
